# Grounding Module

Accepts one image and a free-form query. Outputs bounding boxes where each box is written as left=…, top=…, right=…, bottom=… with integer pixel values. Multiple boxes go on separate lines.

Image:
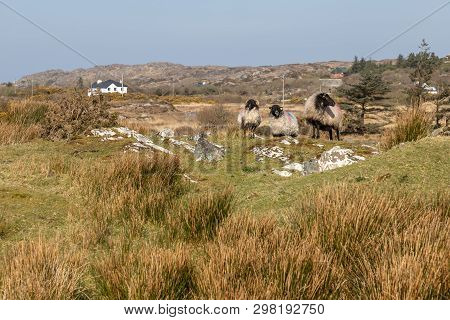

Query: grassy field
left=0, top=93, right=448, bottom=299
left=0, top=131, right=448, bottom=299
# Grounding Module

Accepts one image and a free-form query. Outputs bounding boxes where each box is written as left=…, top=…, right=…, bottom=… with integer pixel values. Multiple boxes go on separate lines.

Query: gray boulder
left=431, top=126, right=450, bottom=137
left=194, top=133, right=225, bottom=162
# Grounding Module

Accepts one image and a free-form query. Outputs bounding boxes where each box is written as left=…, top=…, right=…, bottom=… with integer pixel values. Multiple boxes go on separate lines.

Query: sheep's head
left=316, top=93, right=335, bottom=109
left=269, top=105, right=283, bottom=118
left=245, top=99, right=259, bottom=110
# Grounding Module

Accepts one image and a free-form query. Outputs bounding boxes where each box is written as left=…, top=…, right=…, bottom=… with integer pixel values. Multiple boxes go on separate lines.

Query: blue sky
left=0, top=0, right=449, bottom=82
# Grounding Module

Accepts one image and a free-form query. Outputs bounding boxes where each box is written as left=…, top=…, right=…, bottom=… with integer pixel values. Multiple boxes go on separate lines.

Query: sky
left=0, top=0, right=449, bottom=82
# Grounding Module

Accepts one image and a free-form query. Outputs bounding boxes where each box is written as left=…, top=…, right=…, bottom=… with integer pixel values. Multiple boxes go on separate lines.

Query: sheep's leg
left=336, top=129, right=341, bottom=141
left=311, top=123, right=317, bottom=139
left=315, top=124, right=320, bottom=139
left=328, top=128, right=333, bottom=140
left=310, top=124, right=315, bottom=139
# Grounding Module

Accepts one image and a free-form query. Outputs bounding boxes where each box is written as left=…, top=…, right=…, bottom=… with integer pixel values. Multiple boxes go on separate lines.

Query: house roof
left=91, top=80, right=127, bottom=89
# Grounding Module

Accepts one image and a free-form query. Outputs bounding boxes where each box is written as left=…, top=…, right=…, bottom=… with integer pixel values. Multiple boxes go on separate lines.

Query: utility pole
left=14, top=79, right=17, bottom=95
left=31, top=79, right=33, bottom=97
left=121, top=73, right=124, bottom=97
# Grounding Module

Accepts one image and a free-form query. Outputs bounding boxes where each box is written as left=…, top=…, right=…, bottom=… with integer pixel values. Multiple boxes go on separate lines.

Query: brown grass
left=196, top=185, right=449, bottom=299
left=0, top=123, right=42, bottom=145
left=196, top=213, right=335, bottom=299
left=167, top=189, right=234, bottom=240
left=0, top=216, right=10, bottom=239
left=197, top=105, right=232, bottom=130
left=174, top=125, right=196, bottom=136
left=93, top=240, right=195, bottom=299
left=288, top=184, right=449, bottom=299
left=382, top=108, right=431, bottom=149
left=0, top=238, right=88, bottom=299
left=4, top=99, right=49, bottom=126
left=0, top=99, right=48, bottom=145
left=74, top=153, right=186, bottom=240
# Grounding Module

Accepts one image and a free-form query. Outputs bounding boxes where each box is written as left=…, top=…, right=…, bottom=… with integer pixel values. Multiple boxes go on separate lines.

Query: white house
left=88, top=79, right=127, bottom=96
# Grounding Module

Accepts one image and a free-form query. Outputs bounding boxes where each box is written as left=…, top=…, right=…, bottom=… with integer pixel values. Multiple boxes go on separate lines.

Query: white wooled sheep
left=304, top=92, right=344, bottom=140
left=237, top=99, right=262, bottom=137
left=268, top=105, right=299, bottom=137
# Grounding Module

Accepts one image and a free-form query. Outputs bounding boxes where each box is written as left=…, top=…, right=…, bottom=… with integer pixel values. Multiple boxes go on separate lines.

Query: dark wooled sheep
left=268, top=105, right=299, bottom=137
left=304, top=92, right=344, bottom=140
left=237, top=99, right=262, bottom=137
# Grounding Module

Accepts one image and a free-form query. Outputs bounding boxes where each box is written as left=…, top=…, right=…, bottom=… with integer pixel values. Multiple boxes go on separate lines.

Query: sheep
left=237, top=99, right=262, bottom=137
left=304, top=92, right=344, bottom=140
left=268, top=105, right=299, bottom=137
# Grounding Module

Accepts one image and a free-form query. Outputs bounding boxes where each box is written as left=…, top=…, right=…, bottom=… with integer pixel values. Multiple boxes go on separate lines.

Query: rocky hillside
left=17, top=61, right=352, bottom=93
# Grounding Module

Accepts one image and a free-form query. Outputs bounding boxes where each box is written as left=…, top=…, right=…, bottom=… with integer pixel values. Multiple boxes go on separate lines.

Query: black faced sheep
left=237, top=99, right=262, bottom=137
left=268, top=105, right=299, bottom=137
left=304, top=92, right=343, bottom=140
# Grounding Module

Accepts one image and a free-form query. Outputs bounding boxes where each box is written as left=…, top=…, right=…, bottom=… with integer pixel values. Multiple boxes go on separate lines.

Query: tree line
left=340, top=39, right=448, bottom=131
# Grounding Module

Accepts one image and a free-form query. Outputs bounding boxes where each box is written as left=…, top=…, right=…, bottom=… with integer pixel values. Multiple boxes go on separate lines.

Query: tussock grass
left=289, top=184, right=449, bottom=299
left=93, top=240, right=195, bottom=299
left=0, top=238, right=88, bottom=299
left=0, top=216, right=10, bottom=239
left=0, top=123, right=42, bottom=145
left=196, top=214, right=335, bottom=299
left=74, top=153, right=186, bottom=240
left=168, top=189, right=234, bottom=240
left=383, top=108, right=431, bottom=149
left=4, top=99, right=49, bottom=126
left=0, top=99, right=48, bottom=145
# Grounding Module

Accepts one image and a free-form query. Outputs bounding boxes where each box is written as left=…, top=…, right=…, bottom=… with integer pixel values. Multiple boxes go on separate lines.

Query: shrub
left=196, top=105, right=232, bottom=129
left=174, top=126, right=196, bottom=136
left=0, top=238, right=88, bottom=299
left=93, top=242, right=196, bottom=299
left=42, top=91, right=117, bottom=140
left=382, top=108, right=431, bottom=149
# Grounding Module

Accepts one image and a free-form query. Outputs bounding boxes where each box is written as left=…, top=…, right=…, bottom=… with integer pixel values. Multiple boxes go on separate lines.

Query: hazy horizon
left=1, top=0, right=449, bottom=82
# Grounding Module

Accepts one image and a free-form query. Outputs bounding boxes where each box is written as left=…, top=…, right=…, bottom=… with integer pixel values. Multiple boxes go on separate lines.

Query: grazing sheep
left=304, top=92, right=344, bottom=140
left=237, top=99, right=262, bottom=137
left=268, top=105, right=299, bottom=137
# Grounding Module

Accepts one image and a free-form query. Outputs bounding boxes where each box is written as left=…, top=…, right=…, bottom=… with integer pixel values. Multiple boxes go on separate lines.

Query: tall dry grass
left=196, top=186, right=449, bottom=299
left=4, top=99, right=49, bottom=126
left=0, top=99, right=48, bottom=145
left=73, top=153, right=186, bottom=241
left=288, top=185, right=449, bottom=299
left=167, top=189, right=234, bottom=240
left=383, top=108, right=431, bottom=149
left=93, top=240, right=195, bottom=299
left=0, top=123, right=42, bottom=145
left=0, top=238, right=88, bottom=299
left=196, top=213, right=336, bottom=299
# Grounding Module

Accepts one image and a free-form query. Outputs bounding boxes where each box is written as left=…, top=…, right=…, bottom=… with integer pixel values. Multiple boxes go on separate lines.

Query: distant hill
left=17, top=61, right=353, bottom=93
